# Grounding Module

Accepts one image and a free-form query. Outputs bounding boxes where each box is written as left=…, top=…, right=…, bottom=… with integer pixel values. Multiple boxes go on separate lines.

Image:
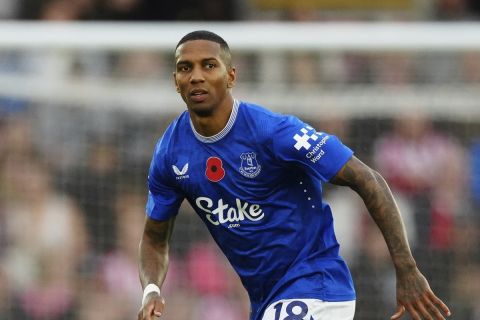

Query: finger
left=413, top=300, right=435, bottom=320
left=143, top=305, right=156, bottom=320
left=404, top=303, right=422, bottom=320
left=153, top=297, right=165, bottom=317
left=421, top=294, right=448, bottom=320
left=428, top=291, right=451, bottom=317
left=391, top=304, right=405, bottom=319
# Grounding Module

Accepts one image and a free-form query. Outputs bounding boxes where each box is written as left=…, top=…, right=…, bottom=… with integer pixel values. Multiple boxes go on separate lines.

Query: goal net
left=0, top=22, right=479, bottom=320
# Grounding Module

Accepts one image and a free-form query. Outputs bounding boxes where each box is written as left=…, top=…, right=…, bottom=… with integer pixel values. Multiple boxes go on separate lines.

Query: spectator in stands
left=350, top=219, right=396, bottom=320
left=374, top=111, right=463, bottom=197
left=185, top=241, right=249, bottom=320
left=371, top=53, right=416, bottom=86
left=41, top=0, right=83, bottom=20
left=0, top=111, right=35, bottom=160
left=435, top=0, right=480, bottom=20
left=19, top=0, right=239, bottom=20
left=450, top=264, right=480, bottom=319
left=373, top=110, right=467, bottom=299
left=1, top=154, right=88, bottom=320
left=113, top=51, right=165, bottom=81
left=449, top=216, right=480, bottom=319
left=461, top=51, right=480, bottom=84
left=288, top=52, right=319, bottom=88
left=95, top=0, right=145, bottom=20
left=38, top=0, right=96, bottom=20
left=65, top=139, right=120, bottom=254
left=77, top=188, right=145, bottom=320
left=0, top=267, right=17, bottom=319
left=137, top=0, right=238, bottom=21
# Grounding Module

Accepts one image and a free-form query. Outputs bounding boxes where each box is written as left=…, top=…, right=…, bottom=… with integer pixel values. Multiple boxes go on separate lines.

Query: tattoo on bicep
left=333, top=159, right=373, bottom=190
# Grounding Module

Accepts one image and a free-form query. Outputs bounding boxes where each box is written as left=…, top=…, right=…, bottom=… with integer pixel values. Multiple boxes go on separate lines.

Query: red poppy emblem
left=205, top=157, right=225, bottom=182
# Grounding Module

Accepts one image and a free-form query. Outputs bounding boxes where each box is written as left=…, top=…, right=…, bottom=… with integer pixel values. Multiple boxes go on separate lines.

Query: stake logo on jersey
left=239, top=152, right=262, bottom=178
left=293, top=127, right=330, bottom=164
left=205, top=157, right=225, bottom=182
left=172, top=163, right=189, bottom=180
left=195, top=196, right=265, bottom=227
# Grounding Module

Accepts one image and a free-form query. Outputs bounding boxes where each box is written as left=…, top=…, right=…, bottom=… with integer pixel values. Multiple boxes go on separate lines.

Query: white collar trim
left=190, top=99, right=240, bottom=143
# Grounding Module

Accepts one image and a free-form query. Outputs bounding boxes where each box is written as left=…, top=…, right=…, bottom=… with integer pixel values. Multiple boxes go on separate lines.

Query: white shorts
left=262, top=298, right=355, bottom=320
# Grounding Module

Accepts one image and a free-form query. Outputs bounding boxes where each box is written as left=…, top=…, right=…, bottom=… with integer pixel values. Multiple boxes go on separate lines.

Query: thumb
left=391, top=304, right=405, bottom=320
left=153, top=297, right=165, bottom=317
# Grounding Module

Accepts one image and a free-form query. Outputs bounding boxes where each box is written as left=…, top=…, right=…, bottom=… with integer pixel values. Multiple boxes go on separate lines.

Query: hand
left=138, top=293, right=165, bottom=320
left=391, top=267, right=451, bottom=320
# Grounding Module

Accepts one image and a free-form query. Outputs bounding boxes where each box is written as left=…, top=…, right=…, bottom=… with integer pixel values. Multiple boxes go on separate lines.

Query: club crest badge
left=239, top=152, right=261, bottom=178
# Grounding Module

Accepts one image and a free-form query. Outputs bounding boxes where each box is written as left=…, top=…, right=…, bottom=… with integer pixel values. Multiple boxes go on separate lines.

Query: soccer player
left=138, top=30, right=451, bottom=320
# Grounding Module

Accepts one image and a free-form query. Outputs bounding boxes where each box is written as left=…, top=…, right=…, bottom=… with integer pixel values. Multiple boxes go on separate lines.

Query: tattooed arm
left=331, top=156, right=451, bottom=320
left=138, top=216, right=176, bottom=320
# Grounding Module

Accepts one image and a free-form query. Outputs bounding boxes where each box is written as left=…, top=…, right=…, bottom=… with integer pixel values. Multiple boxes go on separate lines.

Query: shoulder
left=153, top=111, right=189, bottom=155
left=151, top=111, right=190, bottom=170
left=149, top=112, right=191, bottom=184
left=238, top=100, right=301, bottom=129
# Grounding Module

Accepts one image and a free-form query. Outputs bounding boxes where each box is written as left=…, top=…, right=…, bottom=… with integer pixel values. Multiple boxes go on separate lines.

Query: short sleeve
left=272, top=116, right=353, bottom=182
left=146, top=140, right=185, bottom=221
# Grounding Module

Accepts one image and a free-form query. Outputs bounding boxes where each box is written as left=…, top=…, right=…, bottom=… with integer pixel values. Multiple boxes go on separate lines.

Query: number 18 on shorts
left=262, top=299, right=355, bottom=320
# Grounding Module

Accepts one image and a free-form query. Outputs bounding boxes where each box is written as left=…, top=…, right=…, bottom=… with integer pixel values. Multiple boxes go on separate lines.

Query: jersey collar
left=190, top=99, right=240, bottom=144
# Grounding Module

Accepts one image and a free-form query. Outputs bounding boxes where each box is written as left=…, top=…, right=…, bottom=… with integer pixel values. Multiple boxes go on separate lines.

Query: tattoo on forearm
left=333, top=158, right=414, bottom=269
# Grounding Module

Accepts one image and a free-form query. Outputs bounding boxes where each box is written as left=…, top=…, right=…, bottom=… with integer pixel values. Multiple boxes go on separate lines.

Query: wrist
left=393, top=257, right=417, bottom=274
left=142, top=283, right=161, bottom=306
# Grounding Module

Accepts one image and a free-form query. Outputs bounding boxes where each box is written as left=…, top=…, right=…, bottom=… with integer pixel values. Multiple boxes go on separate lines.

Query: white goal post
left=0, top=21, right=479, bottom=119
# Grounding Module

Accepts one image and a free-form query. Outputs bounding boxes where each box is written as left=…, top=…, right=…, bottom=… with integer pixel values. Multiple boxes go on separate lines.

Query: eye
left=205, top=63, right=216, bottom=69
left=178, top=65, right=190, bottom=72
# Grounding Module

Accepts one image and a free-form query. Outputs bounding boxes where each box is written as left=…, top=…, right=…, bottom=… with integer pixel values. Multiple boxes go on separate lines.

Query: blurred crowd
left=0, top=0, right=479, bottom=21
left=0, top=1, right=479, bottom=320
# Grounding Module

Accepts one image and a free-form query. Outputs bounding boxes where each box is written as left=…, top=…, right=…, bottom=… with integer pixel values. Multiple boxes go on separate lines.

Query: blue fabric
left=146, top=101, right=356, bottom=319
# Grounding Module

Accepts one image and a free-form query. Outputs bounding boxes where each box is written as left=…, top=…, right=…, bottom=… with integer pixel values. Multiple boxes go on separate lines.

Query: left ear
left=227, top=67, right=236, bottom=88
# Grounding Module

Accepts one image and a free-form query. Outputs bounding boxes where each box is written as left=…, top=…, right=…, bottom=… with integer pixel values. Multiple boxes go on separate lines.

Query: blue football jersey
left=146, top=100, right=356, bottom=319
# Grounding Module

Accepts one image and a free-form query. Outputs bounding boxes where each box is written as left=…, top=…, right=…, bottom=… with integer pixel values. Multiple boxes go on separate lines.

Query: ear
left=227, top=67, right=236, bottom=89
left=173, top=72, right=180, bottom=92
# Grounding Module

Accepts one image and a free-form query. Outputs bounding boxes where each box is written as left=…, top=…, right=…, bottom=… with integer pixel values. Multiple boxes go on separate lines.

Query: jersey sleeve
left=146, top=138, right=185, bottom=221
left=272, top=115, right=354, bottom=182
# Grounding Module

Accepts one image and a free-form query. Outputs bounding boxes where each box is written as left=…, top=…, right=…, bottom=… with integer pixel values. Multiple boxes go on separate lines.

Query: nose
left=190, top=66, right=205, bottom=84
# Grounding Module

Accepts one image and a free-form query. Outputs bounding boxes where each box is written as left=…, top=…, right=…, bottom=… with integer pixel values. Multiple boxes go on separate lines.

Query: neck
left=189, top=95, right=234, bottom=137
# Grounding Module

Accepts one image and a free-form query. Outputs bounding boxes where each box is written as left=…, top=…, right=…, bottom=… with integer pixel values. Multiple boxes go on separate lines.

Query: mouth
left=189, top=88, right=208, bottom=102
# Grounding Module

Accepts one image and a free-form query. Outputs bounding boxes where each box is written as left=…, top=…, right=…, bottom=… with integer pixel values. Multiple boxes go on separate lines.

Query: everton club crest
left=239, top=152, right=261, bottom=178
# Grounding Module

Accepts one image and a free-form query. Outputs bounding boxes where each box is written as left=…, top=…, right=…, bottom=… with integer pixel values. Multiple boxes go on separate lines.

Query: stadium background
left=0, top=1, right=480, bottom=319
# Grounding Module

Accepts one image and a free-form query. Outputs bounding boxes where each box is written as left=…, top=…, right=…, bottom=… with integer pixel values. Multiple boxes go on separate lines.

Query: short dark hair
left=175, top=30, right=232, bottom=67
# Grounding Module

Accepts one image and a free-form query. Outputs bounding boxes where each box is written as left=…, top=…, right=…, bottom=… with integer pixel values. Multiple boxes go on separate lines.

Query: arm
left=331, top=156, right=451, bottom=320
left=138, top=216, right=176, bottom=320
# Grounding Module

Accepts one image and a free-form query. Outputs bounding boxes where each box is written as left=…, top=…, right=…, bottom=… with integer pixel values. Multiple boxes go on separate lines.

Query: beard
left=190, top=105, right=215, bottom=117
left=181, top=92, right=216, bottom=118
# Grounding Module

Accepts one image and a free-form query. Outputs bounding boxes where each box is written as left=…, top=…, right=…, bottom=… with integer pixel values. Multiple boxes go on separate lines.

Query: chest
left=169, top=137, right=284, bottom=200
